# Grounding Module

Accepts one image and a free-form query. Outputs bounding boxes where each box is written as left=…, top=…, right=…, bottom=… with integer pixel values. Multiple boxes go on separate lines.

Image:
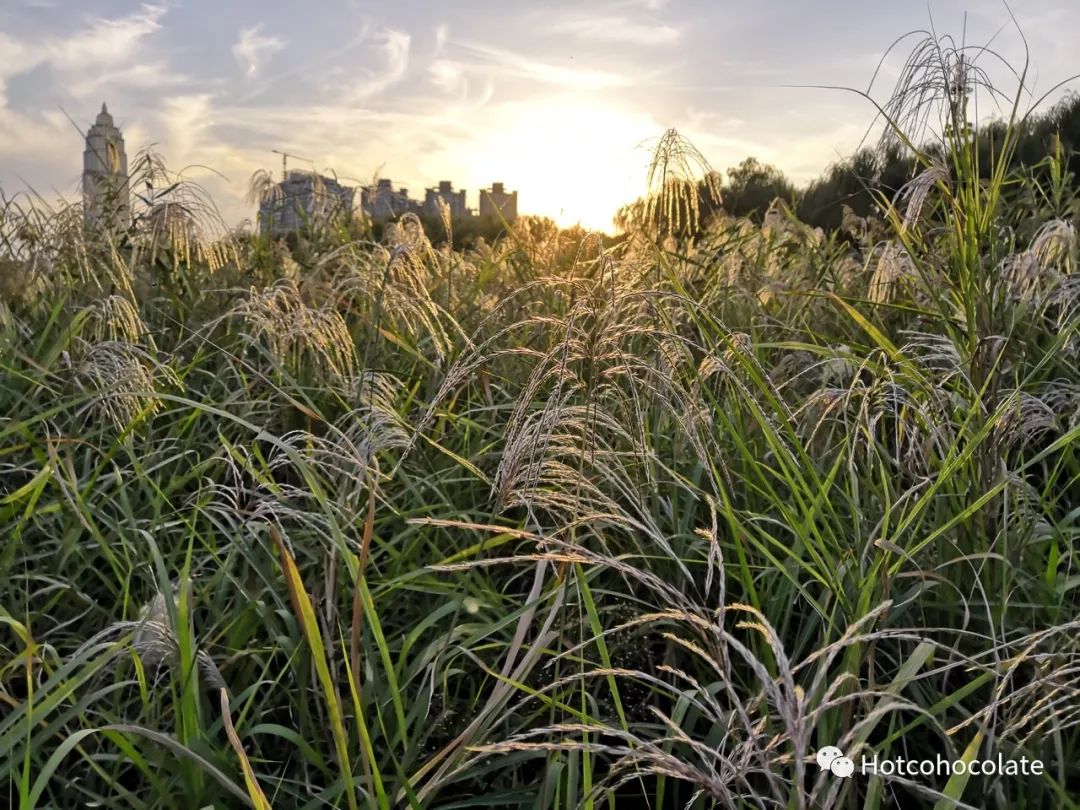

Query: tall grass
left=2, top=21, right=1079, bottom=809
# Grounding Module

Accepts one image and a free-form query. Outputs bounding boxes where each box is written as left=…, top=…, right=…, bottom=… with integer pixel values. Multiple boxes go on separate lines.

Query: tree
left=721, top=157, right=795, bottom=221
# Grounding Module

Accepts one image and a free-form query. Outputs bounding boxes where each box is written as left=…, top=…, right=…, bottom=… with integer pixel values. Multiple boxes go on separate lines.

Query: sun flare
left=464, top=96, right=658, bottom=232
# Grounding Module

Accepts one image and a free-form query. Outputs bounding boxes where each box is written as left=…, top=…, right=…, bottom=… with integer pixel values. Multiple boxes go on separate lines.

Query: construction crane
left=271, top=149, right=313, bottom=181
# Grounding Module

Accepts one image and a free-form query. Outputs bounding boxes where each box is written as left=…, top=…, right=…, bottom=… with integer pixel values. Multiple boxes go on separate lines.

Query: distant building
left=360, top=179, right=418, bottom=221
left=83, top=103, right=131, bottom=232
left=424, top=180, right=468, bottom=219
left=354, top=177, right=519, bottom=226
left=258, top=170, right=354, bottom=235
left=479, top=182, right=518, bottom=223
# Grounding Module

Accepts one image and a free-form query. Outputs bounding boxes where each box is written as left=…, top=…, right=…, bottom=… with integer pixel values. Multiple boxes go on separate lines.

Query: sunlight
left=464, top=96, right=658, bottom=232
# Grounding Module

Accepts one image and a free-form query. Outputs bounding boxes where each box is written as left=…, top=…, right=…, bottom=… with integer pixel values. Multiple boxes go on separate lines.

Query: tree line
left=625, top=91, right=1080, bottom=236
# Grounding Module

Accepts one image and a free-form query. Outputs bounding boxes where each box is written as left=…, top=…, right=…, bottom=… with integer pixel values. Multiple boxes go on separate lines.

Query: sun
left=465, top=96, right=658, bottom=232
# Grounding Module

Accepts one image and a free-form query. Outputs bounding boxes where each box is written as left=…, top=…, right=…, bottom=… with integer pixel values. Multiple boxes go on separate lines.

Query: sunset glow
left=462, top=96, right=657, bottom=231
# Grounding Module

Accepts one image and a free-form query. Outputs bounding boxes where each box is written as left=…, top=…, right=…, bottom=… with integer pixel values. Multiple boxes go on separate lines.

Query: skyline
left=2, top=1, right=1079, bottom=232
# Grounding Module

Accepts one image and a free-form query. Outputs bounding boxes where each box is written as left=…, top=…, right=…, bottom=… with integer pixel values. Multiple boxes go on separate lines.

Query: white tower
left=82, top=103, right=131, bottom=232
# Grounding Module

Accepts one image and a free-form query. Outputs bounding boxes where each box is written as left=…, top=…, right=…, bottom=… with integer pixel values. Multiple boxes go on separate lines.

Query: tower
left=83, top=103, right=131, bottom=232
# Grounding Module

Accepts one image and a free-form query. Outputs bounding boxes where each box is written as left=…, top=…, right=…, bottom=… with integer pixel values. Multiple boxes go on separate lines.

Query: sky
left=1, top=0, right=1078, bottom=232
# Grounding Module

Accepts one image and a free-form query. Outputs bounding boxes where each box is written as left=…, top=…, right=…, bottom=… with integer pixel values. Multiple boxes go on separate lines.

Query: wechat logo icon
left=817, top=746, right=855, bottom=778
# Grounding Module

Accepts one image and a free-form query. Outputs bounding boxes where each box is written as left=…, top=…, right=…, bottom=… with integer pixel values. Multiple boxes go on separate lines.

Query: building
left=424, top=180, right=468, bottom=219
left=83, top=103, right=130, bottom=232
left=258, top=170, right=355, bottom=236
left=360, top=179, right=419, bottom=221
left=354, top=177, right=520, bottom=227
left=479, top=182, right=518, bottom=223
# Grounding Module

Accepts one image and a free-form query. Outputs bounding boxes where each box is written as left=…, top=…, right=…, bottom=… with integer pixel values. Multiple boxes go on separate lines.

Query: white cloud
left=429, top=59, right=464, bottom=94
left=160, top=94, right=215, bottom=159
left=232, top=25, right=285, bottom=78
left=66, top=61, right=189, bottom=98
left=548, top=14, right=680, bottom=46
left=458, top=41, right=632, bottom=89
left=0, top=4, right=170, bottom=108
left=0, top=32, right=36, bottom=107
left=48, top=3, right=167, bottom=73
left=348, top=28, right=411, bottom=99
left=425, top=56, right=494, bottom=109
left=0, top=107, right=72, bottom=180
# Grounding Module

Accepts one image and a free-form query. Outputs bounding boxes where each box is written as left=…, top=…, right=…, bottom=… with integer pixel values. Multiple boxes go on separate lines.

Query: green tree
left=721, top=157, right=796, bottom=221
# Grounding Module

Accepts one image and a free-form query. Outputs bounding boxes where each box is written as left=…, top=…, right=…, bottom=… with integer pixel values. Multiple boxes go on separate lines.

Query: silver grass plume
left=896, top=159, right=950, bottom=231
left=73, top=340, right=180, bottom=430
left=318, top=238, right=453, bottom=363
left=76, top=585, right=226, bottom=694
left=272, top=372, right=411, bottom=522
left=869, top=241, right=916, bottom=304
left=79, top=294, right=152, bottom=347
left=233, top=278, right=356, bottom=382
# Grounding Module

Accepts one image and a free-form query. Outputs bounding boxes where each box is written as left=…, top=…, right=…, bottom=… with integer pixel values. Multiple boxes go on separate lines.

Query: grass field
left=2, top=31, right=1080, bottom=810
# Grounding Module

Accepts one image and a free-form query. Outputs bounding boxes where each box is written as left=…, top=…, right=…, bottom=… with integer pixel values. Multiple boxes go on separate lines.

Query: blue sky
left=1, top=0, right=1077, bottom=230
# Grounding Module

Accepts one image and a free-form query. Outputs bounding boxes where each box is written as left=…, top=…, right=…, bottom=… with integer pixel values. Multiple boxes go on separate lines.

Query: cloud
left=429, top=59, right=464, bottom=94
left=0, top=4, right=170, bottom=107
left=348, top=28, right=411, bottom=99
left=547, top=14, right=680, bottom=46
left=159, top=93, right=216, bottom=159
left=0, top=32, right=36, bottom=107
left=458, top=41, right=632, bottom=89
left=232, top=25, right=285, bottom=78
left=426, top=58, right=494, bottom=109
left=0, top=106, right=73, bottom=187
left=434, top=23, right=449, bottom=53
left=66, top=61, right=189, bottom=98
left=48, top=3, right=167, bottom=73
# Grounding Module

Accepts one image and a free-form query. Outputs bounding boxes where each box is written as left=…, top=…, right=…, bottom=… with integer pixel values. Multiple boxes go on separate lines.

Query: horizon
left=2, top=1, right=1078, bottom=232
